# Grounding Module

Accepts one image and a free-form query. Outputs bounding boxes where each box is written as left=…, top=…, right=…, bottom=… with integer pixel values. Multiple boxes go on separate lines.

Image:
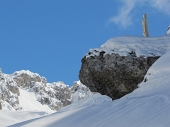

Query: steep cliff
left=79, top=36, right=170, bottom=100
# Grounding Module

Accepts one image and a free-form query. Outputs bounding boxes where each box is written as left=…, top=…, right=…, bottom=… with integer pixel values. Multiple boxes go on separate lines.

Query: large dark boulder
left=79, top=51, right=159, bottom=100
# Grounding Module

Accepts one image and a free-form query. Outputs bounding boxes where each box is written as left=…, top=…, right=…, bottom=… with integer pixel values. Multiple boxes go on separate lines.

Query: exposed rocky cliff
left=0, top=69, right=21, bottom=110
left=0, top=69, right=91, bottom=111
left=79, top=52, right=159, bottom=100
left=79, top=36, right=170, bottom=100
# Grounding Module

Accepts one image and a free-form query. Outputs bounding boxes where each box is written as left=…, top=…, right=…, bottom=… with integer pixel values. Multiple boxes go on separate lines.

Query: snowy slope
left=0, top=81, right=96, bottom=126
left=87, top=36, right=170, bottom=57
left=1, top=88, right=54, bottom=113
left=18, top=89, right=55, bottom=113
left=0, top=70, right=68, bottom=112
left=8, top=51, right=170, bottom=127
left=0, top=110, right=47, bottom=127
left=71, top=80, right=93, bottom=103
left=0, top=68, right=92, bottom=113
left=0, top=69, right=96, bottom=126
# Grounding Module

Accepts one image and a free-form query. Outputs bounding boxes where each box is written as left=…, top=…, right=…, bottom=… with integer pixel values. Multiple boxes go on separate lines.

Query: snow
left=0, top=110, right=47, bottom=127
left=51, top=81, right=68, bottom=89
left=18, top=88, right=55, bottom=113
left=0, top=88, right=54, bottom=126
left=13, top=70, right=40, bottom=78
left=87, top=36, right=170, bottom=57
left=8, top=50, right=170, bottom=127
left=71, top=81, right=93, bottom=103
left=7, top=93, right=112, bottom=127
left=1, top=36, right=170, bottom=126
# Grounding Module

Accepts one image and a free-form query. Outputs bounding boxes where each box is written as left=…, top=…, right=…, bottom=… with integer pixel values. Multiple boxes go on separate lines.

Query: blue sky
left=0, top=0, right=170, bottom=86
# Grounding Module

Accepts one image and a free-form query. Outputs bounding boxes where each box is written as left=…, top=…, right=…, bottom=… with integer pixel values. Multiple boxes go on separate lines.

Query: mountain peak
left=0, top=70, right=94, bottom=113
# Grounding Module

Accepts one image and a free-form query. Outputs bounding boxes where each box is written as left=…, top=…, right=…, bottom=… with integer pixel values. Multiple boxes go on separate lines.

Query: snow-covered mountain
left=0, top=70, right=93, bottom=113
left=1, top=35, right=170, bottom=127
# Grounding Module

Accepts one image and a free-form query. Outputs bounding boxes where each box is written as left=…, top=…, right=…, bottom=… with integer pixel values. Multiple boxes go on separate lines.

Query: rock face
left=0, top=70, right=72, bottom=111
left=79, top=52, right=159, bottom=100
left=0, top=69, right=92, bottom=112
left=0, top=69, right=21, bottom=110
left=71, top=81, right=92, bottom=103
left=12, top=70, right=72, bottom=110
left=79, top=35, right=170, bottom=100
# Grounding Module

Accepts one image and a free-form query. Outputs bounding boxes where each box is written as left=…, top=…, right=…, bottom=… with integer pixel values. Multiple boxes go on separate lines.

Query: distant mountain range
left=0, top=69, right=93, bottom=113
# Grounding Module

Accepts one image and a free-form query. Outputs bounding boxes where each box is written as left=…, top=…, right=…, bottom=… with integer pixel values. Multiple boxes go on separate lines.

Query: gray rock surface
left=50, top=82, right=72, bottom=107
left=0, top=69, right=22, bottom=111
left=79, top=51, right=159, bottom=100
left=13, top=70, right=42, bottom=89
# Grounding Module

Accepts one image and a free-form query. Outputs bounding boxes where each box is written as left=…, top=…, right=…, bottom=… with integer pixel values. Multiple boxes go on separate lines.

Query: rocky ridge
left=80, top=51, right=159, bottom=100
left=0, top=69, right=92, bottom=111
left=79, top=36, right=170, bottom=100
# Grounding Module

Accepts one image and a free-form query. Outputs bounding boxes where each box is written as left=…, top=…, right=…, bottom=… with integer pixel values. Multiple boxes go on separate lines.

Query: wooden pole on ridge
left=142, top=14, right=149, bottom=37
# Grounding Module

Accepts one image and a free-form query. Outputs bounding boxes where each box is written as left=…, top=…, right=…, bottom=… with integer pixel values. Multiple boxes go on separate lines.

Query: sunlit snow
left=87, top=36, right=170, bottom=57
left=1, top=36, right=170, bottom=127
left=9, top=51, right=170, bottom=127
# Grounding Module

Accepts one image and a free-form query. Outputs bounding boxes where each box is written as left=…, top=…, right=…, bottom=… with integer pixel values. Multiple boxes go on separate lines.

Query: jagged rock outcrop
left=13, top=70, right=44, bottom=89
left=79, top=52, right=159, bottom=100
left=71, top=81, right=92, bottom=103
left=0, top=70, right=72, bottom=111
left=50, top=82, right=71, bottom=107
left=0, top=69, right=92, bottom=112
left=0, top=69, right=22, bottom=110
left=32, top=81, right=71, bottom=110
left=79, top=36, right=170, bottom=100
